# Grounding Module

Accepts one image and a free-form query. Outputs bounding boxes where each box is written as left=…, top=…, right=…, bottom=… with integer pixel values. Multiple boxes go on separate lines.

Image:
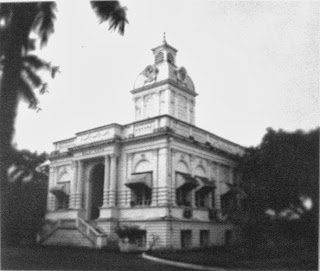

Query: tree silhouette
left=0, top=1, right=128, bottom=246
left=6, top=148, right=48, bottom=245
left=238, top=128, right=319, bottom=245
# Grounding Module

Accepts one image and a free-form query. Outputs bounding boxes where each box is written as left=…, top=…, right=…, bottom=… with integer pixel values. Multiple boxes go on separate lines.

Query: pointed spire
left=163, top=32, right=167, bottom=45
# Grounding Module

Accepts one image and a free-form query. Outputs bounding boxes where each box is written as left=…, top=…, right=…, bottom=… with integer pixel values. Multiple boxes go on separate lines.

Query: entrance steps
left=43, top=228, right=95, bottom=248
left=40, top=218, right=108, bottom=249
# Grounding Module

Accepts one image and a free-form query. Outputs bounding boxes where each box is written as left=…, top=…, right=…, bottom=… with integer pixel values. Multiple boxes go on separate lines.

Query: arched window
left=155, top=52, right=164, bottom=64
left=167, top=53, right=174, bottom=64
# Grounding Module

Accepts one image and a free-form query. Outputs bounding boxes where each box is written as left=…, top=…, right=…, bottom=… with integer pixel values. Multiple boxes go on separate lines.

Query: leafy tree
left=5, top=148, right=49, bottom=245
left=238, top=128, right=319, bottom=245
left=0, top=1, right=128, bottom=246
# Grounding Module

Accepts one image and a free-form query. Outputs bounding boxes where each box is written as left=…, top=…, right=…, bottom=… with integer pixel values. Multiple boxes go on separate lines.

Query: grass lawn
left=1, top=245, right=187, bottom=270
left=148, top=242, right=318, bottom=270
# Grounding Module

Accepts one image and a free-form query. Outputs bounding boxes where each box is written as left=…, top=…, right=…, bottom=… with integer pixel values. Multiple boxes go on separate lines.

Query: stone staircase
left=43, top=228, right=94, bottom=248
left=40, top=218, right=108, bottom=249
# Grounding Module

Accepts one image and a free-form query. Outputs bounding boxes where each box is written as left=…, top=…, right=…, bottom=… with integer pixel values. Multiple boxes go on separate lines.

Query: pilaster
left=47, top=166, right=57, bottom=211
left=215, top=163, right=221, bottom=210
left=74, top=161, right=84, bottom=209
left=102, top=155, right=110, bottom=207
left=151, top=148, right=159, bottom=206
left=69, top=161, right=78, bottom=209
left=108, top=154, right=118, bottom=207
left=157, top=147, right=170, bottom=206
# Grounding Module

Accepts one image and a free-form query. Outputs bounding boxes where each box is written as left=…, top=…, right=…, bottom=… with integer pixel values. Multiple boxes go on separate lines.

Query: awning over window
left=50, top=183, right=69, bottom=198
left=195, top=176, right=216, bottom=194
left=125, top=173, right=152, bottom=189
left=176, top=173, right=198, bottom=190
left=196, top=176, right=216, bottom=188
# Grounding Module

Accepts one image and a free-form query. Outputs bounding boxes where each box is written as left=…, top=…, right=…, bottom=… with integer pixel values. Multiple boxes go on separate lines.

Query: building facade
left=42, top=38, right=246, bottom=249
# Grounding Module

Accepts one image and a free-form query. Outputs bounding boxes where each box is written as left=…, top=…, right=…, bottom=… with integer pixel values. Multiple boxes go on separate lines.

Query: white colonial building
left=41, top=38, right=246, bottom=250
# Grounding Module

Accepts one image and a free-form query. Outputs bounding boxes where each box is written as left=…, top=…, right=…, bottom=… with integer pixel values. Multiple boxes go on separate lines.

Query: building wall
left=46, top=121, right=242, bottom=249
left=47, top=134, right=238, bottom=217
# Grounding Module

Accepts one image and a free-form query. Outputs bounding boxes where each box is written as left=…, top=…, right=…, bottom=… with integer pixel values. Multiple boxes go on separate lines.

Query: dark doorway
left=225, top=230, right=232, bottom=246
left=200, top=230, right=210, bottom=247
left=181, top=230, right=192, bottom=249
left=90, top=163, right=104, bottom=220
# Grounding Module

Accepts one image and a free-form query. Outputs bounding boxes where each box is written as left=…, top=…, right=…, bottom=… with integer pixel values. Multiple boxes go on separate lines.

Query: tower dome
left=133, top=35, right=196, bottom=93
left=131, top=36, right=197, bottom=124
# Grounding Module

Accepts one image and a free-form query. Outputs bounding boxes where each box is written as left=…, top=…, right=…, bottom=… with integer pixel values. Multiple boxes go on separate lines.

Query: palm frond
left=17, top=3, right=39, bottom=53
left=18, top=77, right=38, bottom=109
left=23, top=66, right=43, bottom=89
left=90, top=1, right=128, bottom=35
left=23, top=54, right=50, bottom=70
left=51, top=66, right=60, bottom=78
left=36, top=2, right=56, bottom=47
left=39, top=83, right=48, bottom=94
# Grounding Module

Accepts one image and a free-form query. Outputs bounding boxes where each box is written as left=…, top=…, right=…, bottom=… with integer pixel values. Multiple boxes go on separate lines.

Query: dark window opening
left=195, top=190, right=214, bottom=208
left=176, top=172, right=198, bottom=207
left=167, top=53, right=174, bottom=64
left=131, top=185, right=152, bottom=206
left=56, top=195, right=69, bottom=210
left=155, top=52, right=164, bottom=64
left=176, top=188, right=192, bottom=207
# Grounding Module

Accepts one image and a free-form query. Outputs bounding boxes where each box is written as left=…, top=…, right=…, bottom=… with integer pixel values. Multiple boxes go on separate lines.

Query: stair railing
left=76, top=217, right=107, bottom=248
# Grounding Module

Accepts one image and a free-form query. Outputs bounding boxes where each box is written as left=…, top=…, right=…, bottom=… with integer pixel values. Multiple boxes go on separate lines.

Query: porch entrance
left=89, top=163, right=104, bottom=220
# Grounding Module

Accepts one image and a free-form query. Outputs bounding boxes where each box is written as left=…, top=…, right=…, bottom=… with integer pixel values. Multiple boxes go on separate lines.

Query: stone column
left=126, top=153, right=133, bottom=207
left=108, top=154, right=117, bottom=207
left=215, top=163, right=221, bottom=210
left=158, top=148, right=169, bottom=206
left=151, top=149, right=159, bottom=206
left=70, top=161, right=78, bottom=209
left=189, top=155, right=196, bottom=207
left=102, top=155, right=110, bottom=207
left=74, top=161, right=84, bottom=209
left=47, top=166, right=57, bottom=211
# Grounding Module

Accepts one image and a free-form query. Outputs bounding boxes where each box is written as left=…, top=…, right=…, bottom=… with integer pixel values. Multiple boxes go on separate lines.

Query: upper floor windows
left=126, top=172, right=152, bottom=207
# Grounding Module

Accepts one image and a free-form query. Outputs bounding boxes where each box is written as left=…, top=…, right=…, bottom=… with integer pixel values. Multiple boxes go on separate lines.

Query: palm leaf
left=51, top=66, right=60, bottom=78
left=18, top=77, right=38, bottom=109
left=35, top=2, right=56, bottom=47
left=23, top=54, right=50, bottom=70
left=39, top=83, right=48, bottom=95
left=16, top=3, right=39, bottom=52
left=23, top=66, right=43, bottom=89
left=90, top=1, right=128, bottom=35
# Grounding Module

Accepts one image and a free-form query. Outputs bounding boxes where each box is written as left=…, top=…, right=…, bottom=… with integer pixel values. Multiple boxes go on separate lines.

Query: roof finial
left=163, top=32, right=167, bottom=44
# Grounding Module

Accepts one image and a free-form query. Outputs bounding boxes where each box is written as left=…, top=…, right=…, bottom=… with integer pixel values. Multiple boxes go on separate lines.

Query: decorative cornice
left=130, top=79, right=198, bottom=97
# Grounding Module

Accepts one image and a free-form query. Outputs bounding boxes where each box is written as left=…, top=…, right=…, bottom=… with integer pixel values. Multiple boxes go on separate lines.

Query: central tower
left=131, top=36, right=198, bottom=124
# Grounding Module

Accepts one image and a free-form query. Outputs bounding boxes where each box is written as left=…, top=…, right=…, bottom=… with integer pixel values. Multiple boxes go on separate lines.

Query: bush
left=116, top=226, right=145, bottom=243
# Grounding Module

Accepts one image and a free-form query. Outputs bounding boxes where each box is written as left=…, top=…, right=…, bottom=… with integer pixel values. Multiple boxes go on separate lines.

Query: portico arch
left=88, top=163, right=104, bottom=220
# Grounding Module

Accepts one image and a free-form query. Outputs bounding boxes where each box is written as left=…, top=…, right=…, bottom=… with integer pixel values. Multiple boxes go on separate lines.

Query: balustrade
left=76, top=217, right=107, bottom=248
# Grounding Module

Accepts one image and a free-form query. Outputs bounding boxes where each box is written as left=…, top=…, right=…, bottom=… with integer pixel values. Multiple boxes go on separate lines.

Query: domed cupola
left=131, top=34, right=197, bottom=125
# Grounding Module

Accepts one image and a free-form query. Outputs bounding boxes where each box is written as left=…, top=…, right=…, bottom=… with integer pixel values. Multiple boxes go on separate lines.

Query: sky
left=14, top=0, right=319, bottom=153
